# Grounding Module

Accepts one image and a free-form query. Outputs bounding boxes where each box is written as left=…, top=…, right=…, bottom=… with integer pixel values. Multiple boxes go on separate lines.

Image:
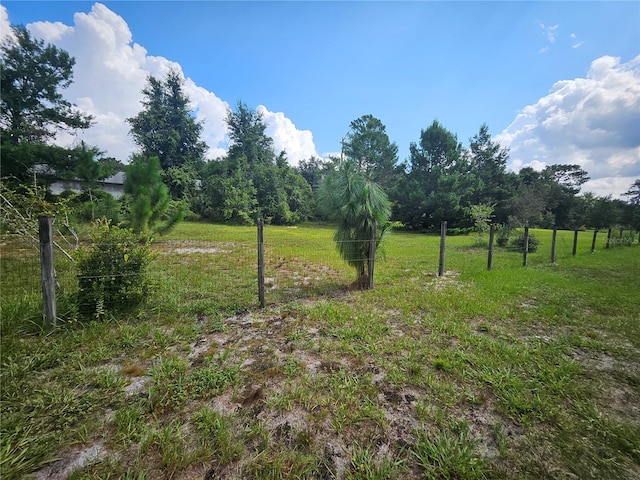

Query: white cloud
left=570, top=33, right=584, bottom=49
left=497, top=55, right=640, bottom=198
left=256, top=105, right=317, bottom=166
left=582, top=176, right=638, bottom=199
left=1, top=6, right=15, bottom=41
left=2, top=3, right=317, bottom=165
left=539, top=22, right=559, bottom=43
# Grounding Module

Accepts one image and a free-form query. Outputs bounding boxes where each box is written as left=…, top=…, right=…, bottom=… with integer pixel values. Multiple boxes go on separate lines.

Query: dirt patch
left=572, top=347, right=640, bottom=424
left=171, top=247, right=227, bottom=254
left=35, top=443, right=108, bottom=480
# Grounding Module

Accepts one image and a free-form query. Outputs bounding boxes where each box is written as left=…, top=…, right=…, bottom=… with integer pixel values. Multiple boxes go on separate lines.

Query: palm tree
left=317, top=159, right=391, bottom=289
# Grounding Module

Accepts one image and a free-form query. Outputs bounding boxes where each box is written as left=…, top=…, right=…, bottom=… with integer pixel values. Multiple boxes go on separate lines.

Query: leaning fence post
left=39, top=216, right=56, bottom=326
left=523, top=226, right=529, bottom=267
left=551, top=228, right=557, bottom=263
left=591, top=229, right=598, bottom=253
left=487, top=224, right=495, bottom=271
left=257, top=218, right=265, bottom=308
left=367, top=223, right=376, bottom=289
left=572, top=230, right=579, bottom=256
left=438, top=221, right=447, bottom=277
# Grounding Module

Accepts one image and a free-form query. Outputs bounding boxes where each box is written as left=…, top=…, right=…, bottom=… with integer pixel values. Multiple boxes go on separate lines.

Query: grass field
left=1, top=222, right=639, bottom=479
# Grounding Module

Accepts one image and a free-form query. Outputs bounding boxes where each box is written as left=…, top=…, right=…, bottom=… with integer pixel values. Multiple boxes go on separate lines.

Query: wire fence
left=1, top=220, right=637, bottom=332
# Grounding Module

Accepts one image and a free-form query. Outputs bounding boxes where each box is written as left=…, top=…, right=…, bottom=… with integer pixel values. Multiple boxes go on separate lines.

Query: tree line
left=2, top=25, right=639, bottom=236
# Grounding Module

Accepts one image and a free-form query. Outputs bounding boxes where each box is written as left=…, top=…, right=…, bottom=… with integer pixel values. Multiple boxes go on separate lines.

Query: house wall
left=49, top=172, right=125, bottom=199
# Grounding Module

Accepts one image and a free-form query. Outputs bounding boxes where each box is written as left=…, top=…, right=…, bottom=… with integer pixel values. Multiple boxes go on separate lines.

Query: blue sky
left=2, top=1, right=639, bottom=197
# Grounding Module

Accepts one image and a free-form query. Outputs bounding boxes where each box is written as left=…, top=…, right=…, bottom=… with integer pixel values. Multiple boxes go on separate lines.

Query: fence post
left=523, top=226, right=529, bottom=267
left=257, top=218, right=265, bottom=308
left=438, top=221, right=447, bottom=277
left=572, top=230, right=578, bottom=256
left=606, top=227, right=612, bottom=249
left=39, top=216, right=56, bottom=326
left=487, top=224, right=495, bottom=271
left=367, top=223, right=376, bottom=289
left=551, top=228, right=557, bottom=263
left=591, top=229, right=598, bottom=253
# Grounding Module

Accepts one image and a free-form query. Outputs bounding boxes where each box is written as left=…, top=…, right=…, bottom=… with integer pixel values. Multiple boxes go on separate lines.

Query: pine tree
left=124, top=155, right=182, bottom=235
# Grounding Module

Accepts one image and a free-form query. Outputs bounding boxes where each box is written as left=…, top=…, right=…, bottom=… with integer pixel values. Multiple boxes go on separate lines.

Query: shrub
left=509, top=231, right=540, bottom=253
left=75, top=221, right=153, bottom=320
left=65, top=189, right=122, bottom=224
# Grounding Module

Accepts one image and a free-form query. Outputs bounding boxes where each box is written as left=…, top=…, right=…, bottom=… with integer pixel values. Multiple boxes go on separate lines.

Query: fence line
left=1, top=220, right=638, bottom=328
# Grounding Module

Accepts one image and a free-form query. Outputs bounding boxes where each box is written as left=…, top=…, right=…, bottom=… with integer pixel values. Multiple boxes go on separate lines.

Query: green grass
left=1, top=222, right=639, bottom=479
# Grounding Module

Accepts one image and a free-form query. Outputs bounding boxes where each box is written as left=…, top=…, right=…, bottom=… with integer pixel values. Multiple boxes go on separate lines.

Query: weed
left=413, top=423, right=488, bottom=480
left=192, top=406, right=244, bottom=464
left=346, top=442, right=408, bottom=480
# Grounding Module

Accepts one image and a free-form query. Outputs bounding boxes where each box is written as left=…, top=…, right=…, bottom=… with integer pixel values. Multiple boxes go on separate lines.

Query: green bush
left=509, top=231, right=540, bottom=253
left=75, top=222, right=153, bottom=320
left=64, top=189, right=122, bottom=224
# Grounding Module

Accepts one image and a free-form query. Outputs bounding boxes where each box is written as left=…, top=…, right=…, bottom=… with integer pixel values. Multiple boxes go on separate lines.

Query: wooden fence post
left=551, top=228, right=557, bottom=263
left=523, top=227, right=529, bottom=267
left=591, top=229, right=598, bottom=253
left=572, top=230, right=578, bottom=256
left=257, top=218, right=265, bottom=308
left=39, top=216, right=56, bottom=326
left=367, top=223, right=376, bottom=289
left=487, top=224, right=495, bottom=271
left=438, top=221, right=447, bottom=277
left=606, top=227, right=612, bottom=249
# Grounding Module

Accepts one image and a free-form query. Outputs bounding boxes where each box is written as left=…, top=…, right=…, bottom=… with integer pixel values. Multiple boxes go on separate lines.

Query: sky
left=1, top=1, right=639, bottom=198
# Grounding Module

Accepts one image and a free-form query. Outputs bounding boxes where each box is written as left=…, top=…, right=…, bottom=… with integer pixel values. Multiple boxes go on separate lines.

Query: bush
left=75, top=221, right=153, bottom=320
left=65, top=189, right=122, bottom=224
left=509, top=231, right=540, bottom=253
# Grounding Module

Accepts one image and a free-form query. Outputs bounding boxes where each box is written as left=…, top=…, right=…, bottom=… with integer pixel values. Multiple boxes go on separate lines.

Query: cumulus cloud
left=497, top=55, right=640, bottom=198
left=1, top=6, right=15, bottom=41
left=257, top=105, right=317, bottom=166
left=2, top=3, right=317, bottom=164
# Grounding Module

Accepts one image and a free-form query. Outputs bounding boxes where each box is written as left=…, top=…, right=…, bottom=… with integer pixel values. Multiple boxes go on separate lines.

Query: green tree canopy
left=467, top=124, right=512, bottom=221
left=226, top=101, right=275, bottom=165
left=342, top=114, right=399, bottom=186
left=127, top=70, right=207, bottom=179
left=1, top=25, right=92, bottom=145
left=297, top=156, right=333, bottom=192
left=395, top=120, right=472, bottom=229
left=124, top=155, right=182, bottom=235
left=72, top=141, right=104, bottom=221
